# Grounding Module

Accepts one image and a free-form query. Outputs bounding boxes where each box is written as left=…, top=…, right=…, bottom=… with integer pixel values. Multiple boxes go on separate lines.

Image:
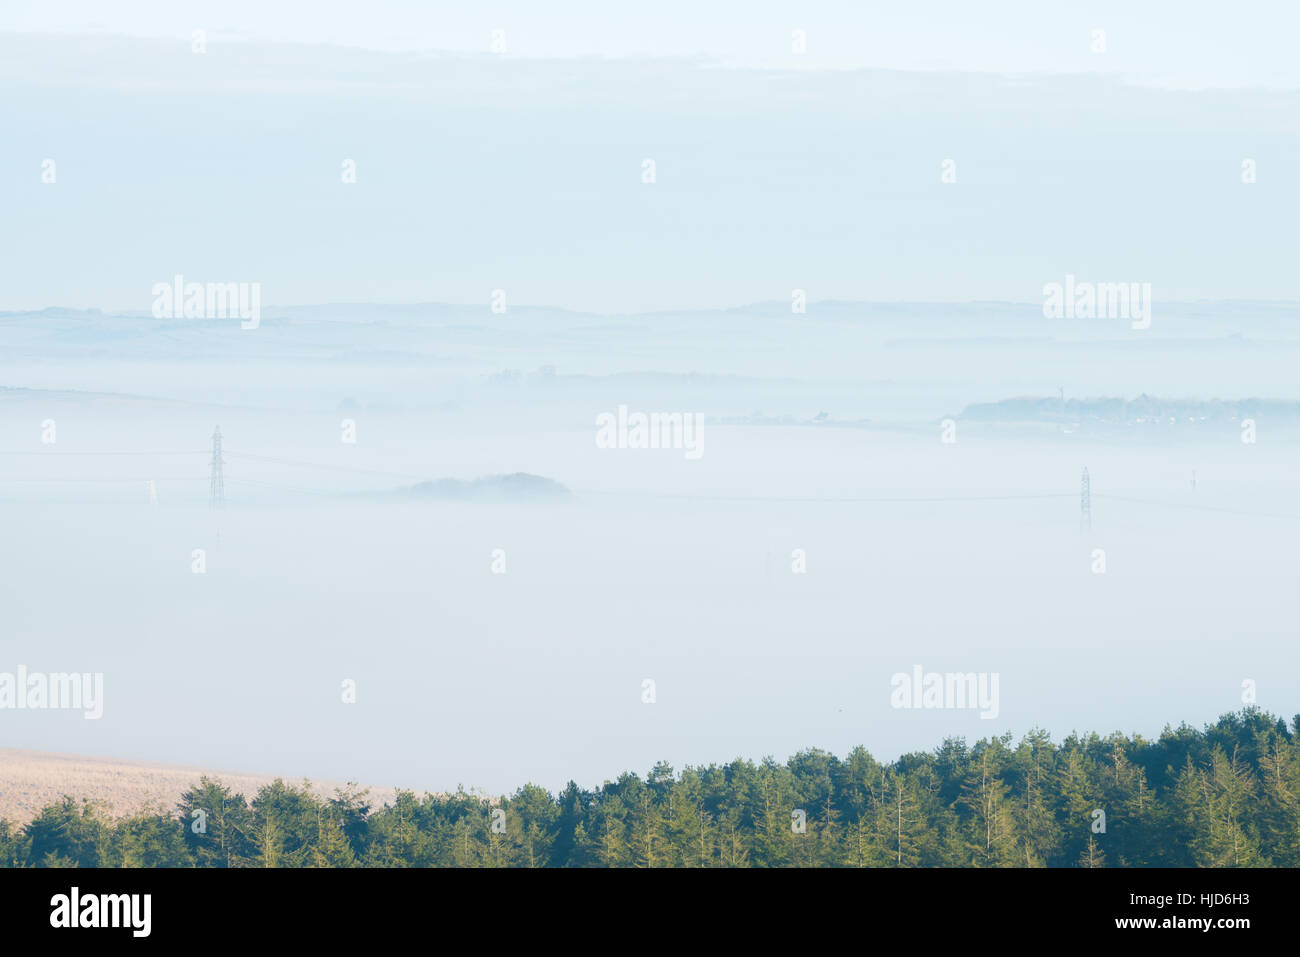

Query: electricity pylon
left=209, top=426, right=225, bottom=509
left=1080, top=467, right=1091, bottom=532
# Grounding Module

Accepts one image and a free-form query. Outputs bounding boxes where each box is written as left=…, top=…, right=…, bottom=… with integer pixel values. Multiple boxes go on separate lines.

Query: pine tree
left=1055, top=744, right=1103, bottom=867
left=718, top=811, right=750, bottom=867
left=1014, top=729, right=1062, bottom=866
left=568, top=822, right=595, bottom=867
left=253, top=806, right=285, bottom=868
left=1204, top=746, right=1264, bottom=866
left=630, top=792, right=666, bottom=867
left=1077, top=834, right=1105, bottom=868
left=328, top=783, right=371, bottom=860
left=111, top=806, right=194, bottom=867
left=0, top=820, right=29, bottom=867
left=506, top=784, right=560, bottom=867
left=1255, top=724, right=1300, bottom=866
left=179, top=777, right=253, bottom=867
left=872, top=768, right=924, bottom=867
left=957, top=740, right=1020, bottom=866
left=812, top=787, right=843, bottom=867
left=25, top=796, right=112, bottom=867
left=664, top=791, right=710, bottom=867
left=596, top=807, right=628, bottom=867
left=310, top=809, right=357, bottom=867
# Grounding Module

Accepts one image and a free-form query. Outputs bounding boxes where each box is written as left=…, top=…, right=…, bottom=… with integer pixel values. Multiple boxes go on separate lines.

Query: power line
left=576, top=489, right=1077, bottom=503
left=0, top=477, right=206, bottom=483
left=228, top=478, right=337, bottom=497
left=6, top=436, right=1295, bottom=523
left=1094, top=493, right=1300, bottom=520
left=224, top=450, right=429, bottom=481
left=0, top=450, right=207, bottom=455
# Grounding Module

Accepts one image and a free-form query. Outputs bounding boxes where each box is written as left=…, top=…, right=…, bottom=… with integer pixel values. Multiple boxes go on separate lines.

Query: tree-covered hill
left=3, top=709, right=1295, bottom=868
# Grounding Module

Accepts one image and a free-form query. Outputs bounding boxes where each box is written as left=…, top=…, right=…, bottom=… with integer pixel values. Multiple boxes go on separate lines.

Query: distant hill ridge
left=0, top=748, right=400, bottom=825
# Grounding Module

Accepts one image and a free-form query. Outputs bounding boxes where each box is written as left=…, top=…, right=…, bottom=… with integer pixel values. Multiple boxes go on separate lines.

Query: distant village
left=958, top=394, right=1300, bottom=428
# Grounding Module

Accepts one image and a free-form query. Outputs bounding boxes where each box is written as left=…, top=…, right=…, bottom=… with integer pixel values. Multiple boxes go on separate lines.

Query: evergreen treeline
left=4, top=709, right=1297, bottom=868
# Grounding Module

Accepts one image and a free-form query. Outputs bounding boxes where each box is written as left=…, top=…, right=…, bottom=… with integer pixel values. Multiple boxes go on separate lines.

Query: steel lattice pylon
left=209, top=426, right=225, bottom=509
left=1080, top=466, right=1091, bottom=532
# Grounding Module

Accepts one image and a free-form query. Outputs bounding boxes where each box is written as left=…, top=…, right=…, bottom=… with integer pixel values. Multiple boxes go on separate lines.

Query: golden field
left=0, top=748, right=399, bottom=824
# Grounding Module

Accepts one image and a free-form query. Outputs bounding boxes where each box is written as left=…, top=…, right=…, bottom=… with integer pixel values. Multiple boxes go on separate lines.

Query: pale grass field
left=0, top=748, right=400, bottom=825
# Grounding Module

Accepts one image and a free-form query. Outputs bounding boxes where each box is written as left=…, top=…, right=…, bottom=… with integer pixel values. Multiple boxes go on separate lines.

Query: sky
left=5, top=0, right=1300, bottom=88
left=2, top=2, right=1298, bottom=792
left=2, top=2, right=1298, bottom=311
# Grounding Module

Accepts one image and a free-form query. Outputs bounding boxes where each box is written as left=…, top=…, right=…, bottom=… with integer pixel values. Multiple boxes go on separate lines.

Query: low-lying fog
left=2, top=303, right=1297, bottom=794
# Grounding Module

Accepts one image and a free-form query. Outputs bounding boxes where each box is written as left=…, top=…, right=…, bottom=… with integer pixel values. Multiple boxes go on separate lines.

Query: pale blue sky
left=6, top=0, right=1300, bottom=88
left=3, top=3, right=1298, bottom=312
